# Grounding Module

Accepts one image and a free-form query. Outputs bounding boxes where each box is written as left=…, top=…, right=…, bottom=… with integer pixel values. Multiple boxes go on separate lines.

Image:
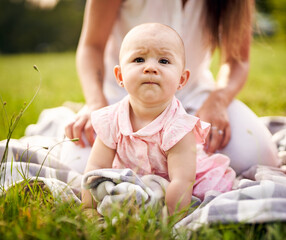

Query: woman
left=65, top=0, right=280, bottom=174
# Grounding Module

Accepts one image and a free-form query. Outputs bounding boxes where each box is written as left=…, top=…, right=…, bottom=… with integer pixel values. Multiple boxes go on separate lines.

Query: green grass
left=1, top=180, right=286, bottom=240
left=0, top=52, right=83, bottom=140
left=0, top=39, right=286, bottom=239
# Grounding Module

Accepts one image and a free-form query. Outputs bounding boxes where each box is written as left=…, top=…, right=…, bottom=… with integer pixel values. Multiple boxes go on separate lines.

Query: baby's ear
left=179, top=69, right=190, bottom=89
left=114, top=65, right=124, bottom=87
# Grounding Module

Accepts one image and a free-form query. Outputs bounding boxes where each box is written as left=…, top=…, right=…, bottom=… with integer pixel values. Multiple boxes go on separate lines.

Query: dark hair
left=203, top=0, right=254, bottom=61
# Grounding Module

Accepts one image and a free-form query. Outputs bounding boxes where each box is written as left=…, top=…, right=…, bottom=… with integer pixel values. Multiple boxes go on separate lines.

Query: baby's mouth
left=141, top=76, right=160, bottom=85
left=142, top=81, right=159, bottom=85
left=144, top=82, right=156, bottom=84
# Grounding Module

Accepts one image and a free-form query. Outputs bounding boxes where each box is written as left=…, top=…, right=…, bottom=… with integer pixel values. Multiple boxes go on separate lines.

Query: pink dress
left=91, top=96, right=235, bottom=200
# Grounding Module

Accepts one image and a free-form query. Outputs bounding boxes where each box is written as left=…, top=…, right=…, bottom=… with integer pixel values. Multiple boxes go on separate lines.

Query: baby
left=82, top=23, right=235, bottom=215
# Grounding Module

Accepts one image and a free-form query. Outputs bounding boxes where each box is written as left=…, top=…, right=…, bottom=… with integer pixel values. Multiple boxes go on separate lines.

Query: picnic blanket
left=81, top=166, right=286, bottom=231
left=1, top=106, right=286, bottom=232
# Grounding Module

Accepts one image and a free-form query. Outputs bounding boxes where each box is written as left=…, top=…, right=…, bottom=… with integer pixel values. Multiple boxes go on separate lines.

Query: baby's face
left=117, top=24, right=187, bottom=106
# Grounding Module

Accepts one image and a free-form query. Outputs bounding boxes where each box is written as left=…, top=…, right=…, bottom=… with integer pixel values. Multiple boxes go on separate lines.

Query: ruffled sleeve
left=161, top=114, right=210, bottom=152
left=91, top=106, right=118, bottom=149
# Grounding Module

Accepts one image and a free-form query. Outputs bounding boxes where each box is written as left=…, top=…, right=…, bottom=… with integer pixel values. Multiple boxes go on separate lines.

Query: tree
left=256, top=0, right=286, bottom=36
left=0, top=0, right=85, bottom=53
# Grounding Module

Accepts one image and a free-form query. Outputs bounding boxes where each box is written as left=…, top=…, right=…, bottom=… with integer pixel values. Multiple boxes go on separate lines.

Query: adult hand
left=196, top=90, right=231, bottom=153
left=65, top=105, right=95, bottom=148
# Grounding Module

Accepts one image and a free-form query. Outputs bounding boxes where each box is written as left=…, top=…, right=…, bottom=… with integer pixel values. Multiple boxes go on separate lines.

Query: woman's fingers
left=84, top=119, right=96, bottom=146
left=73, top=116, right=88, bottom=148
left=207, top=126, right=225, bottom=153
left=65, top=121, right=75, bottom=140
left=205, top=122, right=231, bottom=153
left=64, top=105, right=97, bottom=148
left=220, top=124, right=231, bottom=149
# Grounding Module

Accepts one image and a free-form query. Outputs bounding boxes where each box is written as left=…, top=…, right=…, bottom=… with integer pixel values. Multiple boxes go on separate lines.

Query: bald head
left=119, top=23, right=186, bottom=67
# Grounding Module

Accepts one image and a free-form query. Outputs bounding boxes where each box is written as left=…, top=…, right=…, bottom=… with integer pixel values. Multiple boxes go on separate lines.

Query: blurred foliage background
left=255, top=0, right=286, bottom=37
left=0, top=0, right=285, bottom=54
left=0, top=0, right=85, bottom=53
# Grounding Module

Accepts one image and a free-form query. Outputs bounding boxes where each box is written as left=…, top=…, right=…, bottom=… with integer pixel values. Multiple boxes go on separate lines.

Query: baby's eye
left=133, top=57, right=145, bottom=63
left=159, top=58, right=170, bottom=64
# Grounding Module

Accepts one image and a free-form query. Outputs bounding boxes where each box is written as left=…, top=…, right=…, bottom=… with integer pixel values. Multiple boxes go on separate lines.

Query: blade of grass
left=0, top=65, right=42, bottom=186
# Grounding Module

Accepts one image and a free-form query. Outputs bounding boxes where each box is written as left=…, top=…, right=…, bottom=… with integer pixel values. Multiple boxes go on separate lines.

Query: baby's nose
left=143, top=64, right=158, bottom=74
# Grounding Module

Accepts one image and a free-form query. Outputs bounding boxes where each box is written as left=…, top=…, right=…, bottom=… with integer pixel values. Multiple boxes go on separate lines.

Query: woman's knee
left=219, top=100, right=280, bottom=174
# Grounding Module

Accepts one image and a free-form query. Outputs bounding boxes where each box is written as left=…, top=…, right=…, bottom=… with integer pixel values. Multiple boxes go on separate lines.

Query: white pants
left=216, top=100, right=279, bottom=174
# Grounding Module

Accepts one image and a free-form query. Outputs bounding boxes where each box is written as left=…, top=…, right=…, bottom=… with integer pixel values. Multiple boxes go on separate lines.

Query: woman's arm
left=196, top=17, right=252, bottom=154
left=165, top=132, right=197, bottom=215
left=65, top=0, right=122, bottom=147
left=81, top=137, right=116, bottom=209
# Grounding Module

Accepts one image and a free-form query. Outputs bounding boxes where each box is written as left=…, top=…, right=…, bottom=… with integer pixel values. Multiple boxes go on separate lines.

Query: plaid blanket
left=0, top=136, right=82, bottom=203
left=82, top=168, right=170, bottom=215
left=81, top=165, right=286, bottom=231
left=1, top=106, right=286, bottom=231
left=174, top=165, right=286, bottom=231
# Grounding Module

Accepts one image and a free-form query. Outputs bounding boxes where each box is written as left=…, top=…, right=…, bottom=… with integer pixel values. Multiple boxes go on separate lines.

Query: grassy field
left=0, top=39, right=286, bottom=239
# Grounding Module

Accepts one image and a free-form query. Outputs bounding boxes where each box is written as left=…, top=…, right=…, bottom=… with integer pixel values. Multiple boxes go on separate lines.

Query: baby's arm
left=165, top=131, right=197, bottom=215
left=82, top=137, right=116, bottom=209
